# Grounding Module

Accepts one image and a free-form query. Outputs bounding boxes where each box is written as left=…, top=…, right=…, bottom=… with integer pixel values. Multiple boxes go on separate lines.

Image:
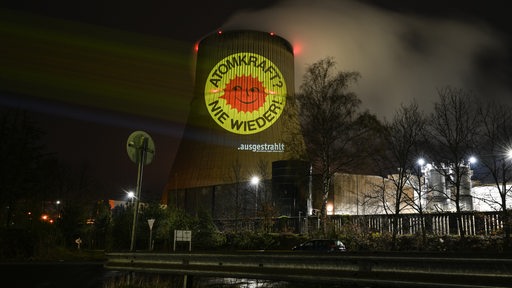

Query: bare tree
left=0, top=108, right=55, bottom=227
left=380, top=101, right=428, bottom=248
left=426, top=86, right=479, bottom=241
left=474, top=99, right=512, bottom=249
left=294, top=57, right=375, bottom=233
left=255, top=159, right=279, bottom=233
left=254, top=159, right=270, bottom=203
left=252, top=159, right=278, bottom=233
left=222, top=159, right=245, bottom=231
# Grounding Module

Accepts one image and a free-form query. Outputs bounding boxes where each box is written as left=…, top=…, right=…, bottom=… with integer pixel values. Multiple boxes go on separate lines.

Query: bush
left=0, top=228, right=34, bottom=260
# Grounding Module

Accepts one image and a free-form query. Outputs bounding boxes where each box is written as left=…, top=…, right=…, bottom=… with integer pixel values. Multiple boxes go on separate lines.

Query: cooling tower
left=163, top=30, right=302, bottom=206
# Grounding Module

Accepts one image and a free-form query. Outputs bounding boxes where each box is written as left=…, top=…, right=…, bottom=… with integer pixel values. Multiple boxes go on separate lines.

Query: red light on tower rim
left=293, top=43, right=301, bottom=55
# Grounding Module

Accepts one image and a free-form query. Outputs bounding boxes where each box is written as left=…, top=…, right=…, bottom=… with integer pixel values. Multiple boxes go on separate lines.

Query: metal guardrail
left=105, top=251, right=512, bottom=287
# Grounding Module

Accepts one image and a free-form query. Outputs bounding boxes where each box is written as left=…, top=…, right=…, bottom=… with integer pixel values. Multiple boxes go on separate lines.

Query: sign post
left=173, top=230, right=192, bottom=252
left=147, top=218, right=155, bottom=251
left=126, top=131, right=155, bottom=252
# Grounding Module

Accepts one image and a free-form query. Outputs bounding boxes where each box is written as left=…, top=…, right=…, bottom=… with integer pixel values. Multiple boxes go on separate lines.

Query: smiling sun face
left=220, top=75, right=267, bottom=113
left=204, top=52, right=287, bottom=135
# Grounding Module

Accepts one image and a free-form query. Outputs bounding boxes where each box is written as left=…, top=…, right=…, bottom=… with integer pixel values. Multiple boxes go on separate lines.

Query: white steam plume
left=221, top=0, right=509, bottom=120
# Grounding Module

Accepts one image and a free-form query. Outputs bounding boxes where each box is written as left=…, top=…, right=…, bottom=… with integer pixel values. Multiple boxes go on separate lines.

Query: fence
left=214, top=211, right=508, bottom=236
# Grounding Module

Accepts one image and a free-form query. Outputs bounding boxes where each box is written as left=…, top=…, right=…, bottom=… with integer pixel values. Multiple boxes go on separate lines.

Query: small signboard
left=174, top=230, right=192, bottom=251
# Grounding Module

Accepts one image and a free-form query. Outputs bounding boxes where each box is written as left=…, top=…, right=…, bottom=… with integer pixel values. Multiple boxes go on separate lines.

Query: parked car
left=292, top=239, right=346, bottom=252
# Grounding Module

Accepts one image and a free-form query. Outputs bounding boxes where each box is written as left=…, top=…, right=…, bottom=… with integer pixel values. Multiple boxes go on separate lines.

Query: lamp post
left=468, top=156, right=477, bottom=178
left=55, top=200, right=61, bottom=219
left=460, top=156, right=478, bottom=211
left=251, top=176, right=260, bottom=216
left=416, top=158, right=425, bottom=211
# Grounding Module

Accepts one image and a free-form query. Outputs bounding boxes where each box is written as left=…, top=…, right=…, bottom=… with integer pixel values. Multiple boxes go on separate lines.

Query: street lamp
left=468, top=155, right=477, bottom=181
left=55, top=200, right=61, bottom=219
left=127, top=191, right=135, bottom=204
left=251, top=176, right=260, bottom=215
left=416, top=158, right=426, bottom=210
left=326, top=203, right=334, bottom=215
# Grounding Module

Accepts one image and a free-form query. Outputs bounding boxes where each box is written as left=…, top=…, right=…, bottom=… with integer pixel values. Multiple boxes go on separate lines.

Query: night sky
left=1, top=0, right=511, bottom=202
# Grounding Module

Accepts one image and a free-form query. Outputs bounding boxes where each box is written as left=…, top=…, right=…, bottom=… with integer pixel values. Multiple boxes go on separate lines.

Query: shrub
left=0, top=228, right=34, bottom=260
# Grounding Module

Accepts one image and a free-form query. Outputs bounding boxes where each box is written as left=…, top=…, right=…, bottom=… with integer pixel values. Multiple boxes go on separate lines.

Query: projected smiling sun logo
left=205, top=52, right=287, bottom=135
left=221, top=75, right=266, bottom=113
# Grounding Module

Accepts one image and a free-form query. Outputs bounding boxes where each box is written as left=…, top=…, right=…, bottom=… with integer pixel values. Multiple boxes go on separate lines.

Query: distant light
left=41, top=214, right=52, bottom=223
left=326, top=203, right=334, bottom=215
left=417, top=158, right=425, bottom=166
left=293, top=43, right=302, bottom=55
left=127, top=191, right=135, bottom=199
left=469, top=156, right=477, bottom=164
left=269, top=32, right=275, bottom=36
left=507, top=149, right=512, bottom=159
left=217, top=30, right=223, bottom=35
left=251, top=176, right=260, bottom=185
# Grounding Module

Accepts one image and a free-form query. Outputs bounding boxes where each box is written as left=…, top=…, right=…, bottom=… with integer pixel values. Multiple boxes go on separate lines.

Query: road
left=0, top=261, right=107, bottom=288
